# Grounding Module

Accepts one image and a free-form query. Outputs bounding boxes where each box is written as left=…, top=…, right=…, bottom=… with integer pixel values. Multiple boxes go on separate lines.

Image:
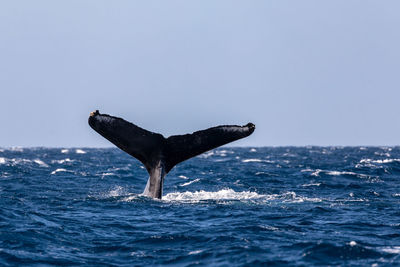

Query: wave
left=381, top=246, right=400, bottom=254
left=179, top=178, right=200, bottom=187
left=242, top=158, right=263, bottom=163
left=51, top=158, right=74, bottom=164
left=301, top=168, right=374, bottom=179
left=33, top=159, right=49, bottom=167
left=360, top=158, right=400, bottom=164
left=75, top=149, right=86, bottom=154
left=242, top=159, right=274, bottom=163
left=51, top=168, right=68, bottom=175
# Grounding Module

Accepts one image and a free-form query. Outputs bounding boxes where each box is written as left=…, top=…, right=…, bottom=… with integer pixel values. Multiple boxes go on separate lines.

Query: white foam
left=162, top=189, right=322, bottom=203
left=0, top=157, right=6, bottom=164
left=188, top=250, right=203, bottom=255
left=349, top=241, right=357, bottom=247
left=250, top=148, right=257, bottom=152
left=381, top=246, right=400, bottom=254
left=120, top=189, right=323, bottom=204
left=51, top=158, right=74, bottom=164
left=280, top=191, right=322, bottom=203
left=198, top=151, right=214, bottom=159
left=75, top=149, right=86, bottom=154
left=163, top=189, right=264, bottom=202
left=217, top=150, right=234, bottom=155
left=61, top=149, right=69, bottom=153
left=360, top=158, right=400, bottom=164
left=101, top=172, right=115, bottom=177
left=107, top=186, right=125, bottom=197
left=179, top=178, right=200, bottom=187
left=33, top=159, right=49, bottom=167
left=178, top=175, right=189, bottom=180
left=311, top=169, right=322, bottom=176
left=303, top=168, right=371, bottom=179
left=242, top=159, right=263, bottom=163
left=325, top=171, right=370, bottom=178
left=51, top=168, right=67, bottom=175
left=302, top=183, right=321, bottom=187
left=11, top=158, right=32, bottom=165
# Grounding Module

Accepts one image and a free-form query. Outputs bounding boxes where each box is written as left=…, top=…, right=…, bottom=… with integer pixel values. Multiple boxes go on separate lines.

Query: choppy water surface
left=1, top=147, right=400, bottom=266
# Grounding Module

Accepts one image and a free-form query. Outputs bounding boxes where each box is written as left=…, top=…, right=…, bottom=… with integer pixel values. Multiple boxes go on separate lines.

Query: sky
left=1, top=1, right=399, bottom=147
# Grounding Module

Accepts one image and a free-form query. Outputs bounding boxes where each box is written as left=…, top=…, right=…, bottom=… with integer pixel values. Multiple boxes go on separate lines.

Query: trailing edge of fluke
left=88, top=110, right=255, bottom=199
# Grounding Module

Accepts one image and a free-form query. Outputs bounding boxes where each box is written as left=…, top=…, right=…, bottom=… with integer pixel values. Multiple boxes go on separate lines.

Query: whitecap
left=178, top=175, right=189, bottom=179
left=311, top=169, right=322, bottom=176
left=61, top=149, right=69, bottom=153
left=250, top=148, right=257, bottom=152
left=214, top=158, right=229, bottom=162
left=0, top=157, right=6, bottom=164
left=188, top=250, right=203, bottom=255
left=101, top=172, right=115, bottom=177
left=75, top=149, right=86, bottom=154
left=242, top=159, right=263, bottom=163
left=280, top=191, right=322, bottom=203
left=51, top=158, right=74, bottom=164
left=198, top=151, right=214, bottom=159
left=259, top=225, right=279, bottom=231
left=325, top=171, right=365, bottom=177
left=349, top=241, right=357, bottom=247
left=381, top=246, right=400, bottom=254
left=302, top=183, right=321, bottom=187
left=360, top=158, right=400, bottom=164
left=33, top=159, right=49, bottom=167
left=303, top=169, right=371, bottom=179
left=11, top=158, right=32, bottom=165
left=179, top=178, right=200, bottom=187
left=51, top=168, right=67, bottom=175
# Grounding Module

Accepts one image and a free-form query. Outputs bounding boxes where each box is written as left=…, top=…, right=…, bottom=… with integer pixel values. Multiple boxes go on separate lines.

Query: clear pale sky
left=1, top=1, right=399, bottom=147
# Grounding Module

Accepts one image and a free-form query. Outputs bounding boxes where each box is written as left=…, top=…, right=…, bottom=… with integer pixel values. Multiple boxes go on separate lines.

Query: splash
left=162, top=189, right=322, bottom=204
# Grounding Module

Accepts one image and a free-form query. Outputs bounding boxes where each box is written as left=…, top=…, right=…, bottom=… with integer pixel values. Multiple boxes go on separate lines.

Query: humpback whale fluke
left=88, top=110, right=255, bottom=199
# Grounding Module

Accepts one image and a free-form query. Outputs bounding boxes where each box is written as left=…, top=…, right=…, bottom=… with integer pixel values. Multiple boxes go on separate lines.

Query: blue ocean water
left=1, top=147, right=400, bottom=266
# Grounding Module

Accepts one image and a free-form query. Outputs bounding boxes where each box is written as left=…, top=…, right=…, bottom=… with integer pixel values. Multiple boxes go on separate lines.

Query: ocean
left=1, top=147, right=400, bottom=266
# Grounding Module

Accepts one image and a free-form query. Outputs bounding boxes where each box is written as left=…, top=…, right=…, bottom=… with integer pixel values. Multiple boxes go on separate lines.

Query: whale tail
left=88, top=110, right=255, bottom=199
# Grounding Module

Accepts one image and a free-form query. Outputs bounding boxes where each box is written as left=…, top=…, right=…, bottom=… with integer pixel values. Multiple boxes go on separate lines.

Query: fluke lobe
left=88, top=110, right=255, bottom=199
